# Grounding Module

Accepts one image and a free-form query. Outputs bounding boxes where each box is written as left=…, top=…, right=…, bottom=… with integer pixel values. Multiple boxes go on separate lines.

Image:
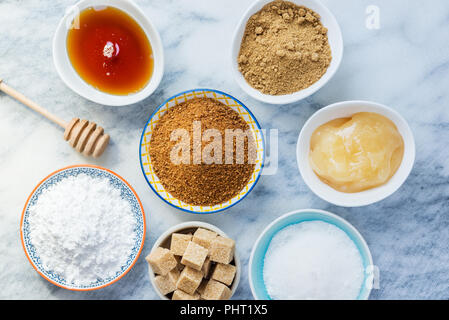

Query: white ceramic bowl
left=148, top=221, right=241, bottom=300
left=231, top=0, right=343, bottom=105
left=249, top=209, right=374, bottom=300
left=53, top=0, right=164, bottom=106
left=297, top=101, right=416, bottom=207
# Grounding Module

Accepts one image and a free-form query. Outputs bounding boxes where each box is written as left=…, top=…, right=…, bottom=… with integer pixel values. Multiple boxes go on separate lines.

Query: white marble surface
left=1, top=0, right=448, bottom=300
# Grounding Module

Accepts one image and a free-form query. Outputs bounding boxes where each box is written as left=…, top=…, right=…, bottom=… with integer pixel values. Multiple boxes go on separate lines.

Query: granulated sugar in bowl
left=21, top=165, right=145, bottom=291
left=263, top=221, right=364, bottom=300
left=249, top=209, right=373, bottom=300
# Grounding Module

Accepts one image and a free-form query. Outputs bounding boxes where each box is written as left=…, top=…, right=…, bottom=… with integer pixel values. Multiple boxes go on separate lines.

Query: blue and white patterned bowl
left=20, top=165, right=146, bottom=291
left=139, top=89, right=265, bottom=214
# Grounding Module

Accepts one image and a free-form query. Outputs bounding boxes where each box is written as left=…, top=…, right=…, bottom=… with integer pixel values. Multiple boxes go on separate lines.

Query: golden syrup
left=310, top=112, right=404, bottom=193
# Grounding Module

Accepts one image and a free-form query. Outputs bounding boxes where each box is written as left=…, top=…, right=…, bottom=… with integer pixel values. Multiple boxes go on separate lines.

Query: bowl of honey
left=297, top=101, right=415, bottom=207
left=53, top=0, right=164, bottom=106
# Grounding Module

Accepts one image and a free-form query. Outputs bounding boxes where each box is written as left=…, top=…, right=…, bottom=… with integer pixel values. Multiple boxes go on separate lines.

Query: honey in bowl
left=67, top=6, right=153, bottom=95
left=309, top=112, right=404, bottom=193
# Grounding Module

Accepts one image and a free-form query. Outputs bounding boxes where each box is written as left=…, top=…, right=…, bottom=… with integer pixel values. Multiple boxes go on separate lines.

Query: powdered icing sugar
left=263, top=221, right=364, bottom=300
left=28, top=174, right=137, bottom=286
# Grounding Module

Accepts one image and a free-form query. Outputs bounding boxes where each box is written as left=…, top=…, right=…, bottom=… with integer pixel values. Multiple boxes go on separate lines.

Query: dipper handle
left=0, top=79, right=67, bottom=128
left=0, top=79, right=110, bottom=158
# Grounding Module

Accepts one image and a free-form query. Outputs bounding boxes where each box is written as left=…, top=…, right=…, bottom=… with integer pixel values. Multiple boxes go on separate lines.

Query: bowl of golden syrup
left=53, top=0, right=164, bottom=106
left=297, top=101, right=415, bottom=207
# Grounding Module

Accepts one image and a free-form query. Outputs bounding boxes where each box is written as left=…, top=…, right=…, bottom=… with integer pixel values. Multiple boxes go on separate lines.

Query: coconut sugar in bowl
left=139, top=89, right=265, bottom=214
left=231, top=0, right=343, bottom=104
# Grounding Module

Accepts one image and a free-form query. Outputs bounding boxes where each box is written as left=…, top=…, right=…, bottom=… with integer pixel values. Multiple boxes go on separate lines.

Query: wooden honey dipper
left=0, top=79, right=110, bottom=158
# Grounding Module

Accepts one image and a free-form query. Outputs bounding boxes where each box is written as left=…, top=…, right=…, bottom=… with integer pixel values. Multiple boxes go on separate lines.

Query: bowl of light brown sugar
left=231, top=0, right=343, bottom=105
left=139, top=89, right=265, bottom=214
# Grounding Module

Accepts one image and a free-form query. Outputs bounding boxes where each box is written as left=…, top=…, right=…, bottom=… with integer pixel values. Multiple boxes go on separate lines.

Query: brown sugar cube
left=176, top=266, right=203, bottom=295
left=201, top=279, right=232, bottom=300
left=211, top=263, right=236, bottom=286
left=201, top=257, right=212, bottom=278
left=170, top=233, right=192, bottom=256
left=146, top=247, right=177, bottom=275
left=154, top=268, right=180, bottom=296
left=181, top=241, right=208, bottom=271
left=172, top=289, right=200, bottom=300
left=209, top=236, right=235, bottom=264
left=192, top=228, right=217, bottom=251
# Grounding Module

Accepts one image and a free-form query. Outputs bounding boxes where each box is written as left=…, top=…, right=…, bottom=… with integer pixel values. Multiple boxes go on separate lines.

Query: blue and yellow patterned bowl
left=139, top=89, right=264, bottom=214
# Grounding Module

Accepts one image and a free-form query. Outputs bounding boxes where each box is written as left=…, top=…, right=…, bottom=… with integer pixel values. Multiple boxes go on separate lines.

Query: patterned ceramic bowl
left=20, top=165, right=146, bottom=291
left=139, top=89, right=265, bottom=214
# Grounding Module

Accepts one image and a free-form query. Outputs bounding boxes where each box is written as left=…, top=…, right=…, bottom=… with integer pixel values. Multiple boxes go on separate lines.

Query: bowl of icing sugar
left=20, top=165, right=146, bottom=291
left=249, top=209, right=374, bottom=300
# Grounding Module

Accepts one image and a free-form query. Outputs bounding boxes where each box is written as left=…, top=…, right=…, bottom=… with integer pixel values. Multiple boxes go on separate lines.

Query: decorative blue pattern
left=21, top=166, right=145, bottom=290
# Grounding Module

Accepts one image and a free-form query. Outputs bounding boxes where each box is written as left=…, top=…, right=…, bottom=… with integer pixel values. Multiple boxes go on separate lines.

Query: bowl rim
left=230, top=0, right=344, bottom=105
left=138, top=88, right=265, bottom=214
left=296, top=100, right=416, bottom=207
left=148, top=221, right=241, bottom=300
left=20, top=164, right=146, bottom=291
left=248, top=209, right=374, bottom=300
left=52, top=0, right=164, bottom=106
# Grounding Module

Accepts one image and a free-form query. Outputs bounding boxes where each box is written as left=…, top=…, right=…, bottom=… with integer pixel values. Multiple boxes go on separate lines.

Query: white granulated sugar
left=28, top=174, right=137, bottom=286
left=263, top=221, right=364, bottom=300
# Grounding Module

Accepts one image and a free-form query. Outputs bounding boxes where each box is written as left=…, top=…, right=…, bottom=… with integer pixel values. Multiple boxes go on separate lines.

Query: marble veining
left=0, top=0, right=448, bottom=300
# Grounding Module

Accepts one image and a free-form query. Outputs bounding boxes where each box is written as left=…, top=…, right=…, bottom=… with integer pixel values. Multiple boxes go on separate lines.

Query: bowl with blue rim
left=139, top=89, right=265, bottom=214
left=249, top=209, right=374, bottom=300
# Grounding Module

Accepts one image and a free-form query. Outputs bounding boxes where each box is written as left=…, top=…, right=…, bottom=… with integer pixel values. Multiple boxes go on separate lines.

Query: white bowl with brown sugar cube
left=146, top=222, right=241, bottom=300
